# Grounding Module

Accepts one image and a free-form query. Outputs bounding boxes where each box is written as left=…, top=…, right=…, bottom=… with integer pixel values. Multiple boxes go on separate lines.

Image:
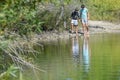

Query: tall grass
left=0, top=37, right=46, bottom=80
left=87, top=0, right=120, bottom=22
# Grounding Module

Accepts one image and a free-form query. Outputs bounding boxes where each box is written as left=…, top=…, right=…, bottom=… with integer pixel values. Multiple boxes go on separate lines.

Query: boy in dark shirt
left=70, top=8, right=80, bottom=35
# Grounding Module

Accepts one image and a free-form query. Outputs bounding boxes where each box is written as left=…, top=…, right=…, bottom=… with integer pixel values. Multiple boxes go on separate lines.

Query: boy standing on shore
left=80, top=4, right=90, bottom=35
left=70, top=8, right=80, bottom=35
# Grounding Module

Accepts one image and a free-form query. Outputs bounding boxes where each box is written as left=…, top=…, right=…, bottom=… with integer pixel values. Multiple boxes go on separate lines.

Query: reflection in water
left=71, top=36, right=80, bottom=64
left=82, top=35, right=90, bottom=73
left=4, top=33, right=120, bottom=80
left=71, top=35, right=90, bottom=79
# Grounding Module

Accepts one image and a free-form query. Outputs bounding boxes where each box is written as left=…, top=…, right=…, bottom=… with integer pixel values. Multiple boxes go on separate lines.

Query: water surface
left=25, top=33, right=120, bottom=80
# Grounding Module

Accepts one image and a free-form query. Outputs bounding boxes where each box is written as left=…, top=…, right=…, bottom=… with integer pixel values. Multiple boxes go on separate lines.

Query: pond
left=16, top=33, right=120, bottom=80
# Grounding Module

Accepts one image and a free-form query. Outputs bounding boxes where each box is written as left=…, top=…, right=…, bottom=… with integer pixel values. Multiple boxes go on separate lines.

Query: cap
left=75, top=7, right=79, bottom=11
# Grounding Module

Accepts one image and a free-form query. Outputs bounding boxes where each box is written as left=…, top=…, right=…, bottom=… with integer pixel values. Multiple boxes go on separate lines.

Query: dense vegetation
left=88, top=0, right=120, bottom=22
left=0, top=0, right=120, bottom=80
left=0, top=0, right=120, bottom=35
left=0, top=0, right=43, bottom=36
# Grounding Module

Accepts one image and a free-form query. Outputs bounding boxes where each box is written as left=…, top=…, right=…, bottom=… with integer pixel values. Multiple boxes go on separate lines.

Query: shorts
left=81, top=18, right=88, bottom=24
left=71, top=19, right=78, bottom=26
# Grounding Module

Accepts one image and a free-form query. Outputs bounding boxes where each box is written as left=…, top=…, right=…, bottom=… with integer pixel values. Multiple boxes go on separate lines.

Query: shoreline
left=34, top=20, right=120, bottom=42
left=0, top=20, right=120, bottom=43
left=88, top=20, right=120, bottom=33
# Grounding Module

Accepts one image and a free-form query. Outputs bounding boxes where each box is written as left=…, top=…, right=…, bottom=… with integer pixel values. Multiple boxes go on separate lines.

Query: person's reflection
left=82, top=35, right=90, bottom=72
left=72, top=35, right=80, bottom=65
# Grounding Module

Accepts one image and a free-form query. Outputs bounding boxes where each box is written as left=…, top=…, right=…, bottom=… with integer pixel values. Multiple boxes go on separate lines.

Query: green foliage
left=0, top=0, right=120, bottom=36
left=87, top=0, right=120, bottom=22
left=0, top=0, right=43, bottom=36
left=0, top=65, right=20, bottom=80
left=0, top=0, right=75, bottom=35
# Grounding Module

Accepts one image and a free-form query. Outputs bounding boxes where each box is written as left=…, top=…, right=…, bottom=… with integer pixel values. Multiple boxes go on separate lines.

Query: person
left=70, top=8, right=80, bottom=35
left=80, top=4, right=90, bottom=35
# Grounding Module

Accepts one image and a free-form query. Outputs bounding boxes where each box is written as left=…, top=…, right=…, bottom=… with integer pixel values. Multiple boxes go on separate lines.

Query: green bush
left=0, top=0, right=43, bottom=36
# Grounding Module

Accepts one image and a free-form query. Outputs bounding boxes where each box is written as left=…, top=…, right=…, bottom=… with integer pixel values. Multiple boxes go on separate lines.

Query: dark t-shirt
left=71, top=11, right=79, bottom=20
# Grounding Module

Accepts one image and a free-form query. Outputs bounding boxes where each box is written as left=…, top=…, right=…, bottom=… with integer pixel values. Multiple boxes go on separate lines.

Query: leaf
left=10, top=72, right=17, bottom=77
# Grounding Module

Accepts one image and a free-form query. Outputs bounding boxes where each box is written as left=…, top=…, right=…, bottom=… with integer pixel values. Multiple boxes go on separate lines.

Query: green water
left=24, top=33, right=120, bottom=80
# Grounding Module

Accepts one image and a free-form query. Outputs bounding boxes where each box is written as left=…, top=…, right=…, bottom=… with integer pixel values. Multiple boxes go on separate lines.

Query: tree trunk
left=55, top=0, right=64, bottom=27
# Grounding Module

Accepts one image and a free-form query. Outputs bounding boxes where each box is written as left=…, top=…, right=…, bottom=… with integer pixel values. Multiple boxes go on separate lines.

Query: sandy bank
left=88, top=20, right=120, bottom=33
left=34, top=20, right=120, bottom=42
